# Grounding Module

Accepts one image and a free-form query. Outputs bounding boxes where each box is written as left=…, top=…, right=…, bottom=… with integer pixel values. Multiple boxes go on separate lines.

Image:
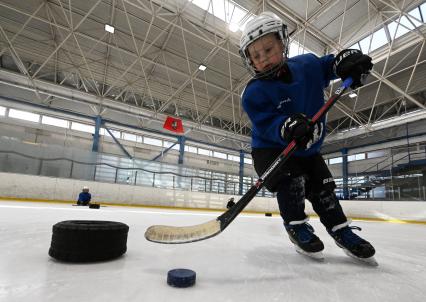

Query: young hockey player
left=77, top=186, right=91, bottom=206
left=226, top=197, right=236, bottom=209
left=240, top=12, right=376, bottom=264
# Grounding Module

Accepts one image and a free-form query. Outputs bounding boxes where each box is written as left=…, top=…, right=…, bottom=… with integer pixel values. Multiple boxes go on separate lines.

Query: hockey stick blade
left=145, top=219, right=221, bottom=244
left=144, top=77, right=353, bottom=244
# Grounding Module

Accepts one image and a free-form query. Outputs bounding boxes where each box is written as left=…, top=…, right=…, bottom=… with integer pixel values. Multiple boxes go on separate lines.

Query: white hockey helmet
left=239, top=12, right=289, bottom=78
left=83, top=186, right=89, bottom=191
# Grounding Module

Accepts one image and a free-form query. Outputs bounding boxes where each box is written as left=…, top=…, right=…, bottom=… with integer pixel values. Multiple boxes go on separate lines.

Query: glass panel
left=71, top=122, right=95, bottom=133
left=135, top=170, right=155, bottom=187
left=228, top=155, right=240, bottom=162
left=185, top=145, right=198, bottom=153
left=9, top=109, right=39, bottom=122
left=100, top=128, right=121, bottom=138
left=95, top=164, right=116, bottom=183
left=349, top=43, right=360, bottom=50
left=122, top=132, right=138, bottom=142
left=226, top=174, right=239, bottom=194
left=421, top=3, right=426, bottom=22
left=370, top=28, right=388, bottom=51
left=408, top=7, right=423, bottom=27
left=359, top=36, right=371, bottom=53
left=42, top=116, right=69, bottom=128
left=355, top=153, right=366, bottom=160
left=116, top=169, right=136, bottom=184
left=156, top=173, right=175, bottom=189
left=388, top=17, right=412, bottom=40
left=191, top=0, right=209, bottom=10
left=244, top=157, right=252, bottom=165
left=0, top=106, right=5, bottom=116
left=213, top=151, right=227, bottom=159
left=144, top=137, right=162, bottom=146
left=367, top=150, right=386, bottom=159
left=211, top=171, right=226, bottom=193
left=229, top=5, right=247, bottom=26
left=348, top=155, right=356, bottom=162
left=164, top=140, right=180, bottom=150
left=198, top=148, right=212, bottom=156
left=289, top=41, right=305, bottom=57
left=399, top=15, right=416, bottom=30
left=334, top=178, right=343, bottom=185
left=329, top=157, right=343, bottom=164
left=211, top=0, right=228, bottom=22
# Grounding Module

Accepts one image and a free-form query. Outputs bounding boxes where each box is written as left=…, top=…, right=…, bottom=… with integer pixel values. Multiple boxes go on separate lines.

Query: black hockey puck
left=265, top=212, right=272, bottom=217
left=167, top=269, right=196, bottom=288
left=89, top=203, right=100, bottom=209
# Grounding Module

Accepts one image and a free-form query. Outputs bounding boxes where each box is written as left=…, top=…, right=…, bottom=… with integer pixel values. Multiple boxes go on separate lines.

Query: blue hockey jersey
left=242, top=53, right=337, bottom=157
left=78, top=192, right=91, bottom=203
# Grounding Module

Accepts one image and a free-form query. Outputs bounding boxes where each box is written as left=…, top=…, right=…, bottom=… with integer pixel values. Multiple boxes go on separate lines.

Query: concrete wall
left=0, top=172, right=425, bottom=222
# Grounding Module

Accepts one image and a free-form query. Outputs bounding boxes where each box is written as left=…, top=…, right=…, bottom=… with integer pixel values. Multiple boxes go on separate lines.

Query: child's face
left=247, top=33, right=284, bottom=73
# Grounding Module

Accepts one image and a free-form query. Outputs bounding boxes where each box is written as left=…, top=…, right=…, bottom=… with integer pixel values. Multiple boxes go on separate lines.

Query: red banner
left=163, top=116, right=184, bottom=134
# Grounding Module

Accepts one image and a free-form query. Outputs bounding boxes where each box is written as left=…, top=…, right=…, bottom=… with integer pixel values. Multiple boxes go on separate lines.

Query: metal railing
left=0, top=137, right=272, bottom=197
left=336, top=146, right=426, bottom=201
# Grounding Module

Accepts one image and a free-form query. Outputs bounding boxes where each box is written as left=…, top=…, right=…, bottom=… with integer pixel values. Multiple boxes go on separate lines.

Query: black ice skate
left=328, top=221, right=377, bottom=266
left=285, top=219, right=324, bottom=260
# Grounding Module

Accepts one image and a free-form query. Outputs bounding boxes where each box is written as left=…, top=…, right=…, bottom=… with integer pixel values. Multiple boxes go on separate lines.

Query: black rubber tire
left=48, top=220, right=129, bottom=263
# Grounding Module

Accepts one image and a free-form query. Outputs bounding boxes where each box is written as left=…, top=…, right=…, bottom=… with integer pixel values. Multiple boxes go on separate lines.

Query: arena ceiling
left=0, top=0, right=425, bottom=151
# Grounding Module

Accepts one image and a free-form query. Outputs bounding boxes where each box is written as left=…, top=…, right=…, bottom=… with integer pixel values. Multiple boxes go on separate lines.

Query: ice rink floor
left=1, top=200, right=425, bottom=302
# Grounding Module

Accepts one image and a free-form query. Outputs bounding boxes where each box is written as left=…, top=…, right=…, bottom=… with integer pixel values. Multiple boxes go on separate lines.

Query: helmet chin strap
left=253, top=57, right=286, bottom=80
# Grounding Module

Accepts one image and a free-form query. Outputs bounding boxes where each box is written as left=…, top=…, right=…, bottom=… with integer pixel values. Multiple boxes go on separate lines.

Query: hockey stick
left=145, top=77, right=353, bottom=244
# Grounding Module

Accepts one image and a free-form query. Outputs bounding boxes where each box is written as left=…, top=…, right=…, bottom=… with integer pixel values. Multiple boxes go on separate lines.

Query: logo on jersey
left=335, top=87, right=343, bottom=95
left=323, top=177, right=334, bottom=185
left=277, top=97, right=292, bottom=109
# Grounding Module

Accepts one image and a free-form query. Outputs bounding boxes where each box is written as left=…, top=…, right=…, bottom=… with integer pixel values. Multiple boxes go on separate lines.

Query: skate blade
left=342, top=249, right=378, bottom=266
left=294, top=245, right=324, bottom=261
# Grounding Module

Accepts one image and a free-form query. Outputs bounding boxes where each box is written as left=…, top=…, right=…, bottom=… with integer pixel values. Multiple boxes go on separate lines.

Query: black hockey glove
left=333, top=49, right=373, bottom=89
left=281, top=114, right=323, bottom=150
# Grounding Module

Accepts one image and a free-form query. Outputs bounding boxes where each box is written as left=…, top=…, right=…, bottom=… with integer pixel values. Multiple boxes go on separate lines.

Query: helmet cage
left=239, top=23, right=289, bottom=79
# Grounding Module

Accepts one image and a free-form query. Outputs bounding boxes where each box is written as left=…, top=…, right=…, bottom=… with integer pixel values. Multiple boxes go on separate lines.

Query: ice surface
left=0, top=200, right=425, bottom=302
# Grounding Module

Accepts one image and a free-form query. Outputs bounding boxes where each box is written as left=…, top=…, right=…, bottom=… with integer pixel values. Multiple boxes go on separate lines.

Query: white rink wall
left=0, top=172, right=425, bottom=222
left=0, top=172, right=276, bottom=213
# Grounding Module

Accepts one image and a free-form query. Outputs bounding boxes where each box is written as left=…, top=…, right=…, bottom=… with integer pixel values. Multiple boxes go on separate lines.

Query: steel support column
left=92, top=115, right=102, bottom=152
left=178, top=136, right=186, bottom=165
left=239, top=150, right=244, bottom=195
left=341, top=148, right=349, bottom=200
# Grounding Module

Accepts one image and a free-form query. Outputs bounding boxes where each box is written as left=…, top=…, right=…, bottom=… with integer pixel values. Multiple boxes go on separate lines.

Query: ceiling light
left=349, top=92, right=357, bottom=98
left=198, top=64, right=207, bottom=71
left=105, top=24, right=115, bottom=33
left=229, top=23, right=239, bottom=32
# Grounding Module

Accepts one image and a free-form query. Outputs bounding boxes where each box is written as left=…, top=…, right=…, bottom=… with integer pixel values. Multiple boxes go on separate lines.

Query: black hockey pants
left=251, top=148, right=347, bottom=229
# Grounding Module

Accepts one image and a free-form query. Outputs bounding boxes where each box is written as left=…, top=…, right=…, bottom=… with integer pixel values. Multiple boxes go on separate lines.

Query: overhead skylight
left=388, top=16, right=414, bottom=39
left=190, top=0, right=252, bottom=32
left=348, top=3, right=424, bottom=54
left=198, top=64, right=207, bottom=71
left=229, top=23, right=239, bottom=32
left=369, top=28, right=388, bottom=52
left=105, top=24, right=115, bottom=33
left=288, top=40, right=319, bottom=58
